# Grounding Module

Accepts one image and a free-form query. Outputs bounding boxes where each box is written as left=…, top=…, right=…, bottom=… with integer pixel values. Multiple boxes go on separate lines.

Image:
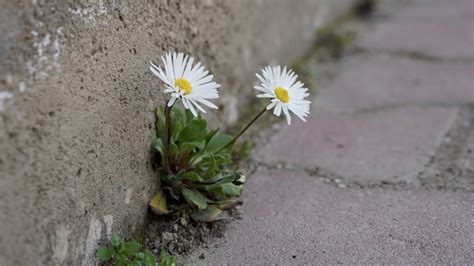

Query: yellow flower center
left=275, top=87, right=290, bottom=103
left=175, top=78, right=192, bottom=95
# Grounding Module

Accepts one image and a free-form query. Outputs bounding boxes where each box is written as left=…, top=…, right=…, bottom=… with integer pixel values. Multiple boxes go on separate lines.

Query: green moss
left=290, top=26, right=355, bottom=95
left=313, top=27, right=356, bottom=61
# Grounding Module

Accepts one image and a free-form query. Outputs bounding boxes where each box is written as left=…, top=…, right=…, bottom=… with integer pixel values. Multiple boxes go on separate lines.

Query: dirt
left=144, top=208, right=242, bottom=257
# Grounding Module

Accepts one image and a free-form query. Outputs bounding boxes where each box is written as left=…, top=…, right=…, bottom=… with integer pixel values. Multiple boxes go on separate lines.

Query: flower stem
left=163, top=104, right=172, bottom=173
left=216, top=106, right=267, bottom=154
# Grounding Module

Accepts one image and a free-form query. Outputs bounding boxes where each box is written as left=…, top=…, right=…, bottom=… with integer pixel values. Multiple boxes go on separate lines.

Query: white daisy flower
left=149, top=52, right=220, bottom=116
left=254, top=65, right=311, bottom=125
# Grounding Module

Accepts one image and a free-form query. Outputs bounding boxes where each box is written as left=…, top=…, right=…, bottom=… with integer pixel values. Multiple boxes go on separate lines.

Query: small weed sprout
left=95, top=234, right=156, bottom=266
left=161, top=246, right=177, bottom=266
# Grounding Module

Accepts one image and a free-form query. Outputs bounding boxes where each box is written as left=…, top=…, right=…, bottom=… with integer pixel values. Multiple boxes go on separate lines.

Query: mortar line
left=348, top=102, right=474, bottom=116
left=350, top=46, right=474, bottom=65
left=417, top=105, right=474, bottom=192
left=250, top=159, right=422, bottom=191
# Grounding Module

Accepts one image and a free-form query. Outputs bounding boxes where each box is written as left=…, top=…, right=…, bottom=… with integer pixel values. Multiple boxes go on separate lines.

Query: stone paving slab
left=315, top=55, right=474, bottom=113
left=361, top=0, right=474, bottom=58
left=259, top=106, right=457, bottom=183
left=184, top=170, right=474, bottom=265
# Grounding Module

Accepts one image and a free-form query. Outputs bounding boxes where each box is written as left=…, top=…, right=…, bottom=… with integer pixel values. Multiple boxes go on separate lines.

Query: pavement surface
left=184, top=0, right=474, bottom=264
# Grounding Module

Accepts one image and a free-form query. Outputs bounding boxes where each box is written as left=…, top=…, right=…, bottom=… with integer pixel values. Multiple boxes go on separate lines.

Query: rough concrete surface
left=185, top=0, right=474, bottom=264
left=0, top=0, right=355, bottom=265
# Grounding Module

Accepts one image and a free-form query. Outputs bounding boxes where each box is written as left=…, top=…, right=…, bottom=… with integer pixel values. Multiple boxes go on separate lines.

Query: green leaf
left=170, top=120, right=183, bottom=142
left=130, top=260, right=142, bottom=266
left=96, top=247, right=112, bottom=261
left=182, top=171, right=203, bottom=182
left=134, top=252, right=145, bottom=260
left=116, top=254, right=126, bottom=266
left=196, top=172, right=236, bottom=185
left=170, top=106, right=187, bottom=141
left=122, top=241, right=142, bottom=256
left=149, top=190, right=169, bottom=215
left=180, top=141, right=203, bottom=154
left=161, top=170, right=185, bottom=183
left=206, top=133, right=233, bottom=153
left=169, top=142, right=178, bottom=157
left=144, top=250, right=157, bottom=266
left=160, top=246, right=166, bottom=262
left=214, top=153, right=233, bottom=166
left=153, top=138, right=163, bottom=154
left=171, top=109, right=185, bottom=135
left=181, top=188, right=208, bottom=210
left=204, top=154, right=217, bottom=179
left=185, top=109, right=195, bottom=122
left=178, top=119, right=207, bottom=143
left=161, top=246, right=177, bottom=266
left=167, top=256, right=177, bottom=266
left=205, top=129, right=219, bottom=145
left=172, top=105, right=187, bottom=124
left=156, top=108, right=165, bottom=139
left=191, top=207, right=224, bottom=222
left=111, top=234, right=122, bottom=247
left=209, top=183, right=242, bottom=197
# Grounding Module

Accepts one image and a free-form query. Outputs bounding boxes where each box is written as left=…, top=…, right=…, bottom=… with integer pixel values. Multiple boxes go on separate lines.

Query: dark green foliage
left=152, top=106, right=245, bottom=222
left=95, top=234, right=156, bottom=266
left=160, top=246, right=177, bottom=266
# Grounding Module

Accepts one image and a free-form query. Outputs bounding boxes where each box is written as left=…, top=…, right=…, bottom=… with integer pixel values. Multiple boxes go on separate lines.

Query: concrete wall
left=0, top=0, right=354, bottom=264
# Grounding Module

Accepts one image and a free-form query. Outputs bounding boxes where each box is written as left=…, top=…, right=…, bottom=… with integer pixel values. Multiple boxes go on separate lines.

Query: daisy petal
left=255, top=65, right=311, bottom=124
left=150, top=52, right=221, bottom=115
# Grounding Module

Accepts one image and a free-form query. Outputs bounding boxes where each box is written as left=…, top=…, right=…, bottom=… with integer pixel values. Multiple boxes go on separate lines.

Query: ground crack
left=350, top=46, right=474, bottom=65
left=350, top=102, right=474, bottom=116
left=251, top=160, right=417, bottom=191
left=417, top=104, right=474, bottom=192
